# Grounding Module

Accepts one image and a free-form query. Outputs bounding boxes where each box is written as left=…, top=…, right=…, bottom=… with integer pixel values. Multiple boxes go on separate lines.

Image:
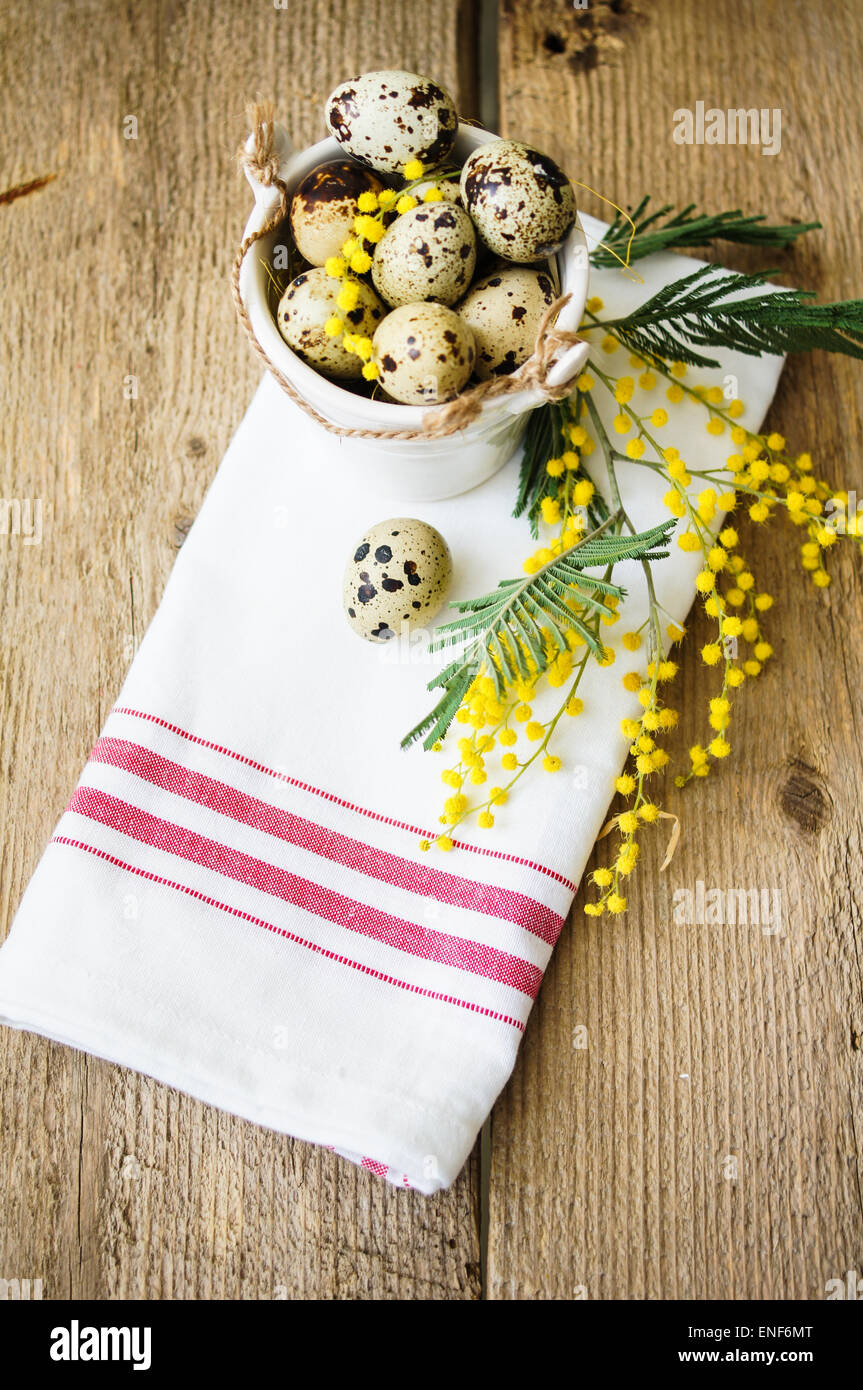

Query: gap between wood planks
left=474, top=0, right=499, bottom=1302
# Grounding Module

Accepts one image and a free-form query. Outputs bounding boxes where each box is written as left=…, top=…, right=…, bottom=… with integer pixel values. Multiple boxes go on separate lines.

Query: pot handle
left=242, top=121, right=294, bottom=218
left=501, top=338, right=591, bottom=417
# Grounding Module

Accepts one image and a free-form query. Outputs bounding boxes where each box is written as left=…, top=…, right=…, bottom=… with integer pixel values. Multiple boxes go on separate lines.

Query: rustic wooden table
left=1, top=0, right=861, bottom=1300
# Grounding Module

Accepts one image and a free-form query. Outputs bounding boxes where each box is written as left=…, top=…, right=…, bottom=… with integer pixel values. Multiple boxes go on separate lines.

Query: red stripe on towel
left=67, top=786, right=543, bottom=999
left=112, top=706, right=577, bottom=891
left=53, top=834, right=522, bottom=1034
left=360, top=1157, right=389, bottom=1178
left=50, top=835, right=526, bottom=1032
left=90, top=736, right=563, bottom=947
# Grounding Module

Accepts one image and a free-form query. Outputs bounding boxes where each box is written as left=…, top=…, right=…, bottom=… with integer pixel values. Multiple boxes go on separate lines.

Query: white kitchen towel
left=0, top=219, right=785, bottom=1192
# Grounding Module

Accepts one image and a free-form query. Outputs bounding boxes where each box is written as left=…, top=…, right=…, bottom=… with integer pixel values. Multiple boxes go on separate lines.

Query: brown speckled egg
left=460, top=140, right=576, bottom=262
left=372, top=204, right=476, bottom=307
left=325, top=70, right=458, bottom=175
left=277, top=268, right=385, bottom=379
left=343, top=518, right=452, bottom=642
left=289, top=160, right=383, bottom=266
left=373, top=303, right=475, bottom=405
left=456, top=266, right=558, bottom=379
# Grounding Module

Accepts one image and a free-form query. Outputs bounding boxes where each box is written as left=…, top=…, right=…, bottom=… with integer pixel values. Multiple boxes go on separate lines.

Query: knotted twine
left=231, top=100, right=586, bottom=440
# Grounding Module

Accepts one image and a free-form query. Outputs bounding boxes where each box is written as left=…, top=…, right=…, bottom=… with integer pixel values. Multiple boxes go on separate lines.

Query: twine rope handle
left=231, top=100, right=587, bottom=441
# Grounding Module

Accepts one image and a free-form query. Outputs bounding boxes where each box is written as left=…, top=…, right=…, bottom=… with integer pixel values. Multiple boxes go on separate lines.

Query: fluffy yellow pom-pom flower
left=354, top=215, right=385, bottom=244
left=337, top=283, right=359, bottom=312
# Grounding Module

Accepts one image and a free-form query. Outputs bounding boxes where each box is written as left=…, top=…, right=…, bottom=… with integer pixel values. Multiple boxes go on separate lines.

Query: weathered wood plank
left=490, top=0, right=863, bottom=1299
left=0, top=0, right=480, bottom=1300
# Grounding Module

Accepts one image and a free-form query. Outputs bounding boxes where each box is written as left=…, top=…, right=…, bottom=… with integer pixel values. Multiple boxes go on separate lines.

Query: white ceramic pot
left=239, top=121, right=590, bottom=502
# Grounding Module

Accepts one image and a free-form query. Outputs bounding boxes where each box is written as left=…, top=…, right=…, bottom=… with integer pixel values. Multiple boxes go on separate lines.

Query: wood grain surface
left=1, top=0, right=861, bottom=1301
left=490, top=0, right=863, bottom=1300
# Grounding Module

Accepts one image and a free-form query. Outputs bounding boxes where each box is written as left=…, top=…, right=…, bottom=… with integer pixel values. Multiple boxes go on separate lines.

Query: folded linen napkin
left=0, top=218, right=784, bottom=1192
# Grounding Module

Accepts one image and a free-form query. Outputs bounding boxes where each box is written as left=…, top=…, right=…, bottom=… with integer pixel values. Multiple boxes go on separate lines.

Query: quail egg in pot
left=277, top=268, right=386, bottom=379
left=326, top=70, right=458, bottom=175
left=372, top=203, right=476, bottom=307
left=289, top=159, right=384, bottom=266
left=457, top=266, right=558, bottom=379
left=373, top=303, right=476, bottom=405
left=461, top=139, right=577, bottom=262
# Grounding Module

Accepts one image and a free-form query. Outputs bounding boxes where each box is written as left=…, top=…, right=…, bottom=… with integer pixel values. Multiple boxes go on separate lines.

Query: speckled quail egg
left=277, top=268, right=385, bottom=379
left=325, top=70, right=458, bottom=175
left=343, top=518, right=452, bottom=642
left=289, top=159, right=384, bottom=266
left=460, top=140, right=577, bottom=262
left=372, top=203, right=476, bottom=308
left=456, top=266, right=558, bottom=379
left=373, top=303, right=475, bottom=405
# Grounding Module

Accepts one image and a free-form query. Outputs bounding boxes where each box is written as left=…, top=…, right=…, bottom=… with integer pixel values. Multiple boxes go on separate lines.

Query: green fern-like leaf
left=401, top=518, right=676, bottom=751
left=592, top=197, right=819, bottom=269
left=600, top=264, right=863, bottom=368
